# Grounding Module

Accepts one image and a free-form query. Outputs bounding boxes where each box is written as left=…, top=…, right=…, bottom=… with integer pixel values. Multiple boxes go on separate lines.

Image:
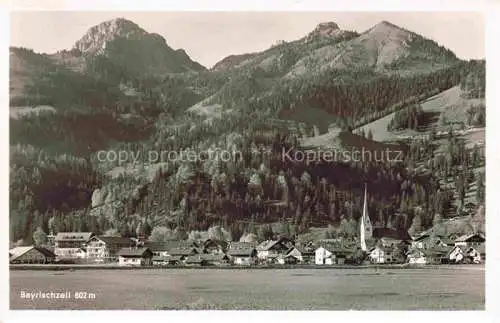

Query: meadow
left=10, top=266, right=484, bottom=310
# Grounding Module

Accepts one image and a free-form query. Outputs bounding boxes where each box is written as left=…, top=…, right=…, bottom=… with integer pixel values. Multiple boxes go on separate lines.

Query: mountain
left=10, top=18, right=207, bottom=109
left=10, top=18, right=484, bottom=247
left=73, top=18, right=206, bottom=76
left=286, top=21, right=458, bottom=78
left=211, top=21, right=359, bottom=74
left=211, top=20, right=458, bottom=78
left=192, top=21, right=463, bottom=129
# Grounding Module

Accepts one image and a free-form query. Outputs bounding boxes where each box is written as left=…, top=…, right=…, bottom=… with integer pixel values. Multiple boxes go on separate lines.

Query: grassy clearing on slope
left=355, top=86, right=485, bottom=149
left=355, top=86, right=461, bottom=142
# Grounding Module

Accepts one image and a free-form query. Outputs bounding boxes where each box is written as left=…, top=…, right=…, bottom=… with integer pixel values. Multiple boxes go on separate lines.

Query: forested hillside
left=9, top=18, right=486, bottom=245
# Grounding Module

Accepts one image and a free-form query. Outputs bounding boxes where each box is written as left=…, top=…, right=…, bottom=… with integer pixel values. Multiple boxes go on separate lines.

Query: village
left=8, top=229, right=485, bottom=268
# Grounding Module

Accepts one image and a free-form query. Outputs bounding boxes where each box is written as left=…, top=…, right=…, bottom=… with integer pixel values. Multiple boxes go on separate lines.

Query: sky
left=10, top=11, right=484, bottom=68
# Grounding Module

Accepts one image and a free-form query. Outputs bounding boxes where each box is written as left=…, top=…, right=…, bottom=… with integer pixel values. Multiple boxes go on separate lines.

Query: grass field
left=355, top=86, right=485, bottom=145
left=10, top=266, right=484, bottom=310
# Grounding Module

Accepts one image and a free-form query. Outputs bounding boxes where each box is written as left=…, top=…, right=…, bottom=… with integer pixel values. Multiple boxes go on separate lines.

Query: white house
left=117, top=247, right=153, bottom=266
left=448, top=246, right=466, bottom=263
left=85, top=236, right=135, bottom=262
left=256, top=239, right=289, bottom=262
left=315, top=246, right=335, bottom=265
left=54, top=232, right=94, bottom=259
left=369, top=246, right=394, bottom=264
left=227, top=242, right=257, bottom=266
left=407, top=249, right=427, bottom=264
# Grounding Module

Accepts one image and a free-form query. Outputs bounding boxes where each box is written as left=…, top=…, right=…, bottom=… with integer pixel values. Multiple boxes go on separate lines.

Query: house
left=424, top=246, right=449, bottom=264
left=448, top=245, right=466, bottom=263
left=454, top=233, right=485, bottom=248
left=465, top=245, right=485, bottom=264
left=369, top=246, right=395, bottom=264
left=142, top=241, right=197, bottom=258
left=152, top=256, right=170, bottom=266
left=168, top=246, right=199, bottom=261
left=256, top=239, right=291, bottom=263
left=54, top=232, right=94, bottom=259
left=9, top=246, right=56, bottom=264
left=203, top=239, right=229, bottom=255
left=201, top=254, right=230, bottom=266
left=332, top=247, right=356, bottom=265
left=411, top=234, right=453, bottom=250
left=185, top=255, right=208, bottom=266
left=411, top=234, right=429, bottom=249
left=315, top=246, right=335, bottom=265
left=406, top=248, right=427, bottom=264
left=227, top=242, right=257, bottom=266
left=117, top=247, right=153, bottom=266
left=85, top=236, right=135, bottom=262
left=298, top=248, right=315, bottom=264
left=284, top=247, right=303, bottom=262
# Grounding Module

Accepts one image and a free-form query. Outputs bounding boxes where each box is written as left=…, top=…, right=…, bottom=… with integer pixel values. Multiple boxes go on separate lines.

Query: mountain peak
left=367, top=20, right=409, bottom=35
left=73, top=17, right=148, bottom=55
left=310, top=21, right=341, bottom=37
left=316, top=21, right=340, bottom=31
left=304, top=21, right=346, bottom=42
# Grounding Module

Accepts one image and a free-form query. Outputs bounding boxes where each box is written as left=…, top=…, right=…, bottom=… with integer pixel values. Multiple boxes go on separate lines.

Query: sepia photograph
left=8, top=9, right=487, bottom=311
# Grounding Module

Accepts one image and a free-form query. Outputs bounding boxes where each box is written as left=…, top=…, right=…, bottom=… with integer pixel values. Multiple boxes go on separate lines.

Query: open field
left=10, top=266, right=484, bottom=310
left=355, top=86, right=485, bottom=146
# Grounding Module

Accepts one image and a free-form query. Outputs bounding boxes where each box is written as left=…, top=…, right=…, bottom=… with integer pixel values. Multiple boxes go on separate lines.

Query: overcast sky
left=10, top=11, right=484, bottom=68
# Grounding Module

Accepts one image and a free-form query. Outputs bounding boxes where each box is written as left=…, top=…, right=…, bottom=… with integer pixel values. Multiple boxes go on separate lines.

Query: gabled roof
left=448, top=245, right=467, bottom=254
left=256, top=240, right=282, bottom=251
left=9, top=246, right=34, bottom=257
left=35, top=247, right=56, bottom=258
left=285, top=247, right=302, bottom=255
left=117, top=247, right=152, bottom=257
left=9, top=246, right=55, bottom=262
left=277, top=253, right=300, bottom=260
left=55, top=232, right=94, bottom=242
